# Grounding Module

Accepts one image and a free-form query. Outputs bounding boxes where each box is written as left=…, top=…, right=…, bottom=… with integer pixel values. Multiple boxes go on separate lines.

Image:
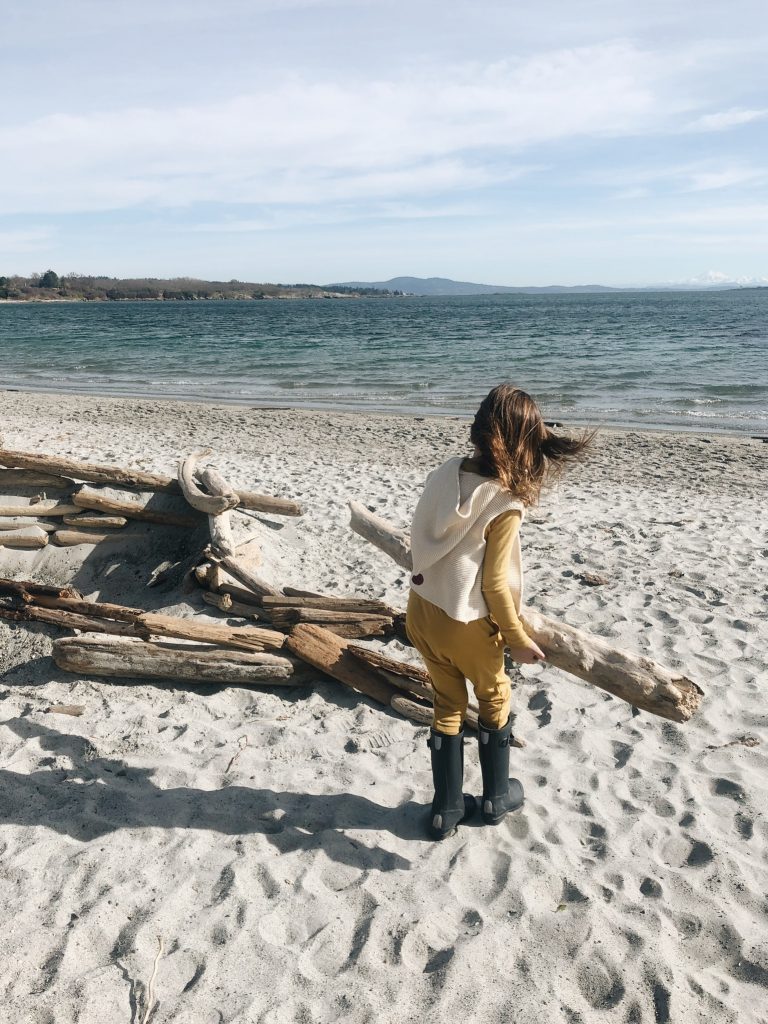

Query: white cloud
left=686, top=107, right=768, bottom=131
left=0, top=42, right=675, bottom=215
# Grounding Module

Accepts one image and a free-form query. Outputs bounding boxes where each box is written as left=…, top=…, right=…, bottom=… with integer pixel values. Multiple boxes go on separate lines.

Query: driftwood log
left=201, top=591, right=262, bottom=619
left=52, top=635, right=297, bottom=685
left=0, top=604, right=141, bottom=636
left=0, top=469, right=76, bottom=489
left=0, top=578, right=81, bottom=601
left=0, top=448, right=179, bottom=492
left=53, top=529, right=127, bottom=546
left=178, top=453, right=239, bottom=515
left=0, top=525, right=49, bottom=549
left=349, top=501, right=703, bottom=723
left=73, top=485, right=200, bottom=528
left=262, top=594, right=394, bottom=616
left=286, top=623, right=397, bottom=704
left=198, top=467, right=240, bottom=510
left=0, top=518, right=57, bottom=532
left=0, top=448, right=303, bottom=515
left=19, top=592, right=286, bottom=651
left=0, top=501, right=79, bottom=518
left=62, top=513, right=127, bottom=529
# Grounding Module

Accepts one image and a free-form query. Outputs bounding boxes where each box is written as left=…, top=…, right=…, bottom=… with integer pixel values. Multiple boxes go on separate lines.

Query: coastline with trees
left=0, top=272, right=395, bottom=302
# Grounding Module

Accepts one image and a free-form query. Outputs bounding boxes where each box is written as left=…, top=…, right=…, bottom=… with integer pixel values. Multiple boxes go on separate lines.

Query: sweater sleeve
left=482, top=510, right=531, bottom=649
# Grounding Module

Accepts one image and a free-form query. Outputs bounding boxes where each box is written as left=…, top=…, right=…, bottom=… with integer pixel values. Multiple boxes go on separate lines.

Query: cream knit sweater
left=409, top=456, right=524, bottom=622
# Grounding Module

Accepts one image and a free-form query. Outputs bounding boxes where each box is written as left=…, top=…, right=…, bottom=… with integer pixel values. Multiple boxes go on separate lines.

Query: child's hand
left=508, top=641, right=546, bottom=664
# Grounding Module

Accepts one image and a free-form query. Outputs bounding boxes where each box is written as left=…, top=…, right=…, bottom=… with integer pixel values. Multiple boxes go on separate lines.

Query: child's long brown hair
left=469, top=383, right=594, bottom=505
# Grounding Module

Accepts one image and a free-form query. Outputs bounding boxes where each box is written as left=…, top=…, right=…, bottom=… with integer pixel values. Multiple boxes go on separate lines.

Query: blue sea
left=1, top=291, right=767, bottom=433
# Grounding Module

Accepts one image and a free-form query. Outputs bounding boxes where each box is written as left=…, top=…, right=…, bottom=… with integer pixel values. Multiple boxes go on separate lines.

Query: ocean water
left=1, top=291, right=767, bottom=433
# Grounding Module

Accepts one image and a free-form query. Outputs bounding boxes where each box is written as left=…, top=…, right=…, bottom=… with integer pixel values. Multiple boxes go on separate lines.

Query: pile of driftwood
left=0, top=448, right=704, bottom=729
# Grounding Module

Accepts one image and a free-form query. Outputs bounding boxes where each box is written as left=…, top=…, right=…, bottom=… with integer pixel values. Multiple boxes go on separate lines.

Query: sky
left=1, top=0, right=767, bottom=286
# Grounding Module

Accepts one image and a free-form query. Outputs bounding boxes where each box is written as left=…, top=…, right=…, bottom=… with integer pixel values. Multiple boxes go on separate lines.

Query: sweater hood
left=410, top=457, right=518, bottom=573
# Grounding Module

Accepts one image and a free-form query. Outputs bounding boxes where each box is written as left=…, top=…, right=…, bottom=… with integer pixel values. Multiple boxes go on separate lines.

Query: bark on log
left=0, top=517, right=57, bottom=532
left=52, top=635, right=297, bottom=685
left=262, top=595, right=395, bottom=616
left=62, top=513, right=127, bottom=529
left=0, top=448, right=179, bottom=492
left=73, top=486, right=200, bottom=528
left=0, top=525, right=49, bottom=548
left=286, top=623, right=396, bottom=705
left=53, top=529, right=127, bottom=546
left=348, top=503, right=704, bottom=723
left=0, top=469, right=75, bottom=489
left=0, top=502, right=80, bottom=518
left=178, top=454, right=239, bottom=515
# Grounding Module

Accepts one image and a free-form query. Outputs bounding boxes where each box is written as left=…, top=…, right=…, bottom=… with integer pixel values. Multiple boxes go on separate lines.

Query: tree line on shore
left=0, top=271, right=393, bottom=302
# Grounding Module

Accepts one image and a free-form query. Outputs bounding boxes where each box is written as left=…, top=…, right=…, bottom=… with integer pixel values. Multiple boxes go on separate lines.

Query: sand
left=0, top=390, right=766, bottom=1024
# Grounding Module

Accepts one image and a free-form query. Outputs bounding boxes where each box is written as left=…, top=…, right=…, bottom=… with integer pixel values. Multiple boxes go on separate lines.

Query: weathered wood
left=0, top=525, right=49, bottom=548
left=197, top=466, right=240, bottom=511
left=0, top=517, right=57, bottom=533
left=208, top=510, right=237, bottom=558
left=73, top=485, right=200, bottom=528
left=0, top=448, right=180, bottom=492
left=201, top=591, right=261, bottom=619
left=347, top=644, right=431, bottom=687
left=27, top=594, right=286, bottom=651
left=262, top=595, right=395, bottom=616
left=0, top=469, right=75, bottom=489
left=317, top=621, right=392, bottom=640
left=53, top=634, right=297, bottom=685
left=0, top=578, right=82, bottom=602
left=519, top=609, right=703, bottom=723
left=62, top=513, right=127, bottom=529
left=235, top=490, right=303, bottom=517
left=53, top=529, right=126, bottom=546
left=219, top=554, right=283, bottom=598
left=1, top=604, right=140, bottom=636
left=286, top=623, right=397, bottom=705
left=0, top=502, right=80, bottom=518
left=349, top=500, right=412, bottom=570
left=349, top=504, right=704, bottom=723
left=178, top=454, right=239, bottom=515
left=0, top=449, right=303, bottom=514
left=266, top=607, right=393, bottom=629
left=30, top=594, right=144, bottom=621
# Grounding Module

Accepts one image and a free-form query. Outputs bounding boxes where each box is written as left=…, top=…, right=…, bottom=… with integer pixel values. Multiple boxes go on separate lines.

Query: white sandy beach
left=1, top=390, right=766, bottom=1024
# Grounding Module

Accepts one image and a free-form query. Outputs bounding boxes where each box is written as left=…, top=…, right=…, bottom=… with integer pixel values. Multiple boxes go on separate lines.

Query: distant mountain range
left=328, top=275, right=767, bottom=296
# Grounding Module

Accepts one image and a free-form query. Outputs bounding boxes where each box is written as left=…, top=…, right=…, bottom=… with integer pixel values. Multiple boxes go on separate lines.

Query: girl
left=406, top=384, right=592, bottom=840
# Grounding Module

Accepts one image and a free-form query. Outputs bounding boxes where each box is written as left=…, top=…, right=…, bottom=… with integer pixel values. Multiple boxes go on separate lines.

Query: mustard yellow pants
left=406, top=590, right=511, bottom=735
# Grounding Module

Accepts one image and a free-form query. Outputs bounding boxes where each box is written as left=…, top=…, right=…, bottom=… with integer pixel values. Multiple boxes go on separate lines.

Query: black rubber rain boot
left=427, top=728, right=476, bottom=840
left=478, top=717, right=524, bottom=825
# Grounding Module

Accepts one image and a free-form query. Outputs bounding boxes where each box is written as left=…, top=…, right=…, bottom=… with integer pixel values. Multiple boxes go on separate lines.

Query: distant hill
left=328, top=276, right=621, bottom=295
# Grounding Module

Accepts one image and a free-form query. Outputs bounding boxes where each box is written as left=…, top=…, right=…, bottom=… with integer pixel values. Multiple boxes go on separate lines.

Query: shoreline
left=2, top=384, right=764, bottom=440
